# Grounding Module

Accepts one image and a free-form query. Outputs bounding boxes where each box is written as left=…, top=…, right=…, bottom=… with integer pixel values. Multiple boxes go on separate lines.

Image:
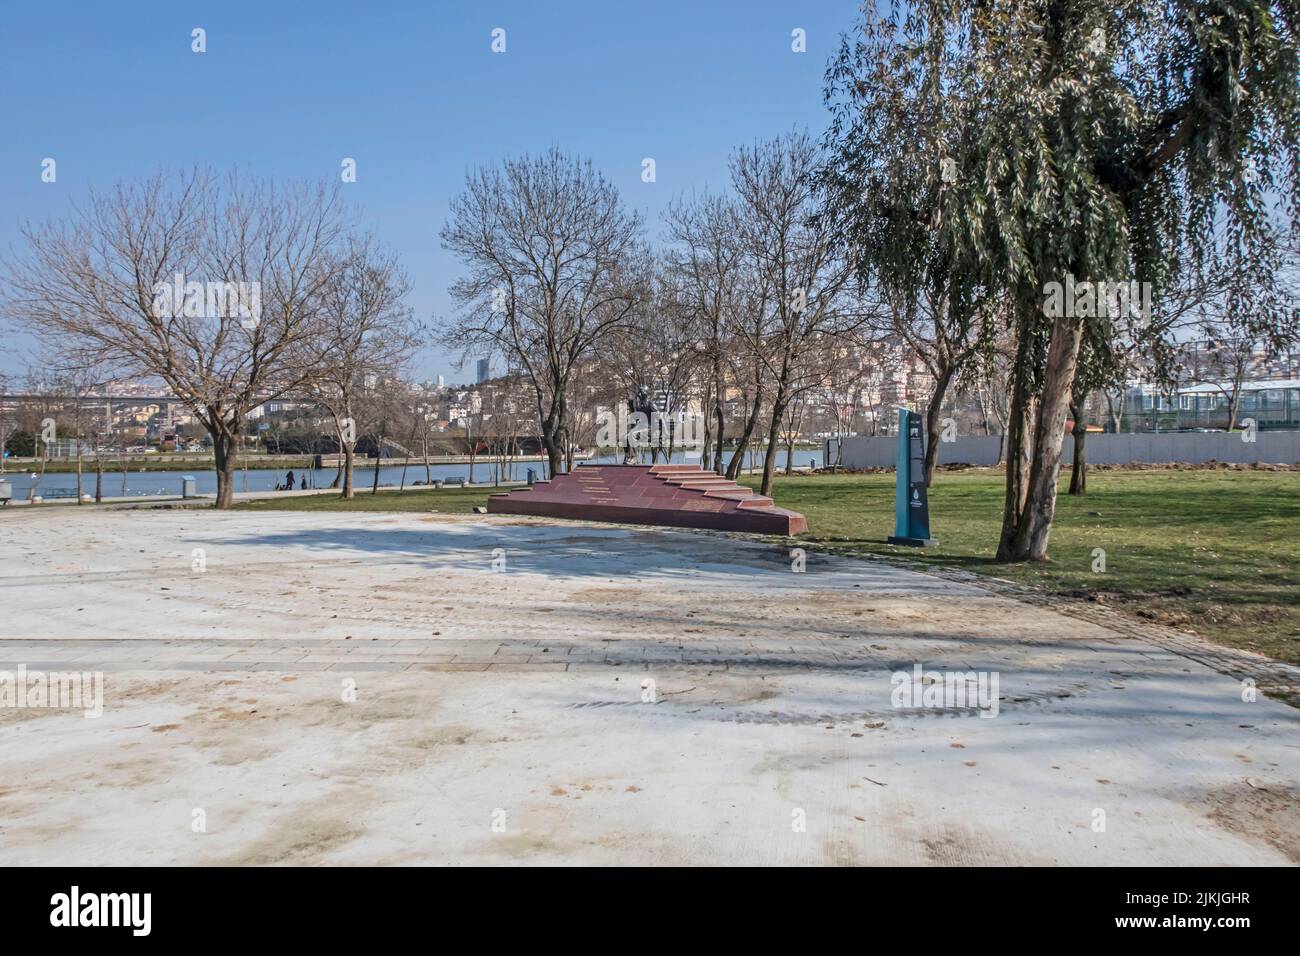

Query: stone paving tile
left=0, top=661, right=87, bottom=670
left=0, top=649, right=85, bottom=662
left=4, top=620, right=1294, bottom=689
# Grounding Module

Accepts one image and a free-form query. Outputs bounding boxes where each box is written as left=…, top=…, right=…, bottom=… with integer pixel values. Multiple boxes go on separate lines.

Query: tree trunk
left=922, top=366, right=955, bottom=486
left=713, top=350, right=726, bottom=475
left=542, top=426, right=562, bottom=478
left=701, top=415, right=713, bottom=472
left=726, top=388, right=763, bottom=480
left=759, top=392, right=788, bottom=497
left=1009, top=315, right=1084, bottom=561
left=212, top=431, right=238, bottom=509
left=342, top=443, right=355, bottom=498
left=1105, top=391, right=1123, bottom=433
left=371, top=437, right=383, bottom=494
left=556, top=390, right=572, bottom=475
left=996, top=321, right=1036, bottom=560
left=1068, top=398, right=1087, bottom=495
left=30, top=440, right=48, bottom=501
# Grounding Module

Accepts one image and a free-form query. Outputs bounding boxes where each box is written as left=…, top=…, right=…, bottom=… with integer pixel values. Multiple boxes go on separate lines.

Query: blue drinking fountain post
left=888, top=407, right=939, bottom=547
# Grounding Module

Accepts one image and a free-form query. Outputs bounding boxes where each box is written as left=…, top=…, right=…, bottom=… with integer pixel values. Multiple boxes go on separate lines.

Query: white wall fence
left=828, top=431, right=1300, bottom=469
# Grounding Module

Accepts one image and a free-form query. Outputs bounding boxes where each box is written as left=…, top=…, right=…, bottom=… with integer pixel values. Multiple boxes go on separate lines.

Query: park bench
left=441, top=477, right=466, bottom=488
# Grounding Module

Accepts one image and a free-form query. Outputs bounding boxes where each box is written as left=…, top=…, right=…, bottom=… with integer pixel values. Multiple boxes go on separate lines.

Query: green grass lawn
left=751, top=469, right=1300, bottom=666
left=235, top=470, right=1300, bottom=665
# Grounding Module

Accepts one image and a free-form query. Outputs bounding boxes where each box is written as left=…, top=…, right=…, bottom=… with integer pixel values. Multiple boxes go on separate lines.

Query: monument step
left=648, top=463, right=708, bottom=473
left=487, top=464, right=806, bottom=535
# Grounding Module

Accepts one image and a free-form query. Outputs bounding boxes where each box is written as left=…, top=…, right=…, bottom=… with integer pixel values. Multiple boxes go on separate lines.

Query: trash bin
left=0, top=479, right=11, bottom=505
left=182, top=476, right=196, bottom=499
left=527, top=468, right=537, bottom=486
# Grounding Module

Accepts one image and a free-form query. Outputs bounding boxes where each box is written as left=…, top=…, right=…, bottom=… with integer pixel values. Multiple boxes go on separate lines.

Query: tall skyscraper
left=476, top=358, right=490, bottom=384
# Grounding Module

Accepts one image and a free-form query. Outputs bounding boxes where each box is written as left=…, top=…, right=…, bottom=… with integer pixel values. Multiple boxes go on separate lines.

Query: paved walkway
left=1, top=509, right=1297, bottom=865
left=0, top=480, right=525, bottom=509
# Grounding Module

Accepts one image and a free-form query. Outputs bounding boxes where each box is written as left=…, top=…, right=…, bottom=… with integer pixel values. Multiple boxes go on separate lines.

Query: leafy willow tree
left=825, top=0, right=1299, bottom=560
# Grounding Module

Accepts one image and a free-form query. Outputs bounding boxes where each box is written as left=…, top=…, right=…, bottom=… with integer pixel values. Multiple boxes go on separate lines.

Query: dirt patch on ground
left=567, top=586, right=649, bottom=604
left=215, top=806, right=367, bottom=865
left=1193, top=781, right=1300, bottom=863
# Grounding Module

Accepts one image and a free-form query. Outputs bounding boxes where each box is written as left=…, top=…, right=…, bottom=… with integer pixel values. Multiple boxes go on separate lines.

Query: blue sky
left=0, top=0, right=863, bottom=383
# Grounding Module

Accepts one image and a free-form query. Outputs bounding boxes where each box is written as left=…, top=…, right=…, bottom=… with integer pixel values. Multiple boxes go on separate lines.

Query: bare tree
left=0, top=373, right=71, bottom=500
left=2, top=169, right=347, bottom=507
left=665, top=193, right=745, bottom=473
left=1185, top=332, right=1266, bottom=431
left=816, top=337, right=879, bottom=465
left=344, top=374, right=400, bottom=495
left=407, top=390, right=451, bottom=485
left=780, top=389, right=811, bottom=475
left=477, top=377, right=536, bottom=483
left=304, top=235, right=416, bottom=498
left=960, top=328, right=1017, bottom=452
left=441, top=149, right=644, bottom=477
left=603, top=261, right=706, bottom=464
left=722, top=280, right=773, bottom=479
left=875, top=283, right=987, bottom=484
left=0, top=371, right=11, bottom=475
left=731, top=132, right=856, bottom=496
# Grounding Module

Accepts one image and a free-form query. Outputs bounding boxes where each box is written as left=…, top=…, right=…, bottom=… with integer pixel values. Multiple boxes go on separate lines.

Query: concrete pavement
left=1, top=508, right=1297, bottom=865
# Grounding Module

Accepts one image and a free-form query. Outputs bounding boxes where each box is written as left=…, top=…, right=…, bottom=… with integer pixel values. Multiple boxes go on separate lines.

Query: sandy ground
left=1, top=508, right=1297, bottom=866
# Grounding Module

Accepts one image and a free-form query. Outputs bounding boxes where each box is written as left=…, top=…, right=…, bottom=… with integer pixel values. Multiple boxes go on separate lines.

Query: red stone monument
left=486, top=463, right=807, bottom=535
